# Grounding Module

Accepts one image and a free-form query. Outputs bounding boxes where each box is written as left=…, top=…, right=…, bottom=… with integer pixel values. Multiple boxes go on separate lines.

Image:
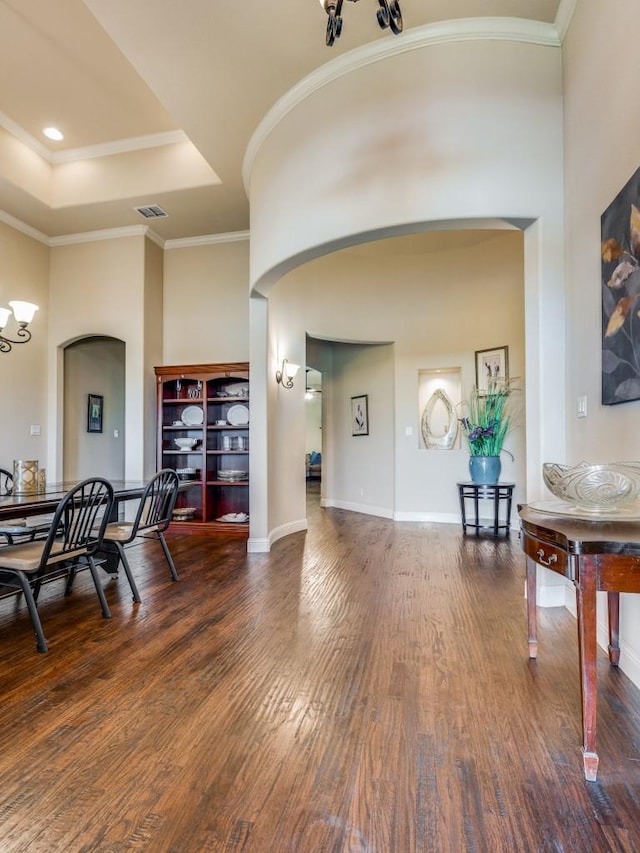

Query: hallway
left=1, top=501, right=640, bottom=851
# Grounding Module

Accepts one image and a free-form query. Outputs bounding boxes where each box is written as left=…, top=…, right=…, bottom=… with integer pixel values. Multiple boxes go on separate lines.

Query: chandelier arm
left=388, top=0, right=403, bottom=33
left=325, top=0, right=402, bottom=45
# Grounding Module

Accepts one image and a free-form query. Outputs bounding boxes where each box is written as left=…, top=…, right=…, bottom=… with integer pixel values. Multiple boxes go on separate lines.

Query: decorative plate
left=181, top=405, right=204, bottom=426
left=226, top=404, right=249, bottom=426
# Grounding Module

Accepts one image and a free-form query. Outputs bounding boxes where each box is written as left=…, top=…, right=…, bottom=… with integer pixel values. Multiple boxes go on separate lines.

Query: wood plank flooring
left=2, top=487, right=640, bottom=851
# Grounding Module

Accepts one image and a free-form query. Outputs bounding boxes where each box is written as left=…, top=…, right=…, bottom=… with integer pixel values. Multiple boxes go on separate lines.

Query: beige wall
left=0, top=221, right=48, bottom=468
left=163, top=239, right=249, bottom=365
left=563, top=0, right=640, bottom=686
left=248, top=30, right=566, bottom=552
left=144, top=238, right=164, bottom=477
left=48, top=234, right=155, bottom=481
left=266, top=230, right=526, bottom=535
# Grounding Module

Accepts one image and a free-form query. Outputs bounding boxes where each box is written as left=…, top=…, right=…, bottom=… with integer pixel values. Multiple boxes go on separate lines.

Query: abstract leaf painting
left=601, top=167, right=640, bottom=404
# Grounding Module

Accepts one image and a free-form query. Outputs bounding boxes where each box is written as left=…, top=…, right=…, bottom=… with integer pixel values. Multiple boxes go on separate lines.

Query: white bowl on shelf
left=218, top=469, right=248, bottom=481
left=174, top=437, right=198, bottom=450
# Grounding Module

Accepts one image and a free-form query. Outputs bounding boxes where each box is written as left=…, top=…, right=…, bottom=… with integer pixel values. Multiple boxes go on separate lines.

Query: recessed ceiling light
left=43, top=127, right=64, bottom=141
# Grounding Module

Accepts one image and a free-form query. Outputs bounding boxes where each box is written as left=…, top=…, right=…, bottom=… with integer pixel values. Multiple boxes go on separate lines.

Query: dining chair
left=100, top=469, right=180, bottom=603
left=0, top=477, right=115, bottom=652
left=0, top=467, right=54, bottom=545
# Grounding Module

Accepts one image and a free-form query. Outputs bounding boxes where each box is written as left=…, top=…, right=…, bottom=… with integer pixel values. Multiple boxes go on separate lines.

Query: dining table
left=0, top=479, right=165, bottom=574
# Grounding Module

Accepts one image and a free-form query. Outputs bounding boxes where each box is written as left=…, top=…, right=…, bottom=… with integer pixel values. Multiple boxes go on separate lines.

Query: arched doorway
left=63, top=336, right=125, bottom=480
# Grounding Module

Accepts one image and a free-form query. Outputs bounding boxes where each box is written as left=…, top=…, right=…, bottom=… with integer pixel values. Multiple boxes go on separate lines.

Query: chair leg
left=17, top=573, right=47, bottom=653
left=158, top=532, right=179, bottom=581
left=116, top=543, right=142, bottom=604
left=64, top=558, right=80, bottom=595
left=88, top=556, right=112, bottom=618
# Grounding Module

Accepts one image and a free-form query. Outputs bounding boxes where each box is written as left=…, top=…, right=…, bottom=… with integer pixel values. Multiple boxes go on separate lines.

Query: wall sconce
left=0, top=300, right=39, bottom=354
left=275, top=358, right=300, bottom=389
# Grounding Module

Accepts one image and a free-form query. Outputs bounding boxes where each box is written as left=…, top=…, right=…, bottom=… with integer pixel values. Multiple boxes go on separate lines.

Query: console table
left=519, top=504, right=640, bottom=781
left=457, top=481, right=514, bottom=536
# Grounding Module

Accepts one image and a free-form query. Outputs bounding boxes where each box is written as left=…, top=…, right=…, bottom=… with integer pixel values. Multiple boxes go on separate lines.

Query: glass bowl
left=542, top=462, right=640, bottom=511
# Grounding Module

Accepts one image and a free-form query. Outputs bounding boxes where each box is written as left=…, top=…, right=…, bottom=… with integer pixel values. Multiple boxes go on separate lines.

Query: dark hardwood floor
left=1, top=486, right=640, bottom=851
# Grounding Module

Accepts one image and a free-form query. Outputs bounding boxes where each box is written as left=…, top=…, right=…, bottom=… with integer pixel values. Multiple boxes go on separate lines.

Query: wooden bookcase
left=155, top=363, right=249, bottom=536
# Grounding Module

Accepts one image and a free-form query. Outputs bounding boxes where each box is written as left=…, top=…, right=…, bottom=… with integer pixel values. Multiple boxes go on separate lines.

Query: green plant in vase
left=460, top=379, right=512, bottom=484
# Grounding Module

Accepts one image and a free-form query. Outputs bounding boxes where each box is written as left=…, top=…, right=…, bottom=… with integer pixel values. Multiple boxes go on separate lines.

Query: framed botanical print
left=351, top=395, right=369, bottom=436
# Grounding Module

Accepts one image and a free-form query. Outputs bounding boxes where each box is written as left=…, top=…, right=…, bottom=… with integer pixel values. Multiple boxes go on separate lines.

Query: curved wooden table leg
left=608, top=591, right=620, bottom=666
left=526, top=556, right=538, bottom=659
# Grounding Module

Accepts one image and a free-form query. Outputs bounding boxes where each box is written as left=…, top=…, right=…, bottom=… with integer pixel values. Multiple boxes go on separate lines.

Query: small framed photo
left=87, top=393, right=104, bottom=433
left=475, top=346, right=509, bottom=394
left=351, top=394, right=369, bottom=436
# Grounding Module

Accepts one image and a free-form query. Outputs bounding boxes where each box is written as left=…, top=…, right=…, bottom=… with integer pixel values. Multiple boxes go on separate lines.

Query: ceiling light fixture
left=275, top=358, right=300, bottom=390
left=0, top=301, right=39, bottom=354
left=322, top=0, right=403, bottom=47
left=43, top=127, right=64, bottom=141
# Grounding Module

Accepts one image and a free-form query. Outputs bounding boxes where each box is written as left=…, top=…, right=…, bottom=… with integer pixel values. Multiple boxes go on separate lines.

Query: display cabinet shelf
left=155, top=362, right=249, bottom=536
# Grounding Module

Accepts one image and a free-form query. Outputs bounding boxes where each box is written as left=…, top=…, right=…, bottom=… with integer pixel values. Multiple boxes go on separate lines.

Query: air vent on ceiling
left=134, top=204, right=168, bottom=219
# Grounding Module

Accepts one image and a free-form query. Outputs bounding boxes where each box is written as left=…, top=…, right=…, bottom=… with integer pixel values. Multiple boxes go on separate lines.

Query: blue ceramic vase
left=469, top=456, right=501, bottom=485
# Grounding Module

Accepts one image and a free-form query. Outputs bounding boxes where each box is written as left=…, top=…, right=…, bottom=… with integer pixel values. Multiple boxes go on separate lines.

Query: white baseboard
left=247, top=518, right=307, bottom=553
left=393, top=511, right=461, bottom=524
left=321, top=498, right=393, bottom=518
left=563, top=586, right=640, bottom=690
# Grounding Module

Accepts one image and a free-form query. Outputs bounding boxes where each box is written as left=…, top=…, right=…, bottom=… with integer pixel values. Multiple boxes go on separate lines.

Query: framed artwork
left=351, top=394, right=369, bottom=436
left=87, top=393, right=104, bottom=433
left=475, top=346, right=509, bottom=394
left=601, top=166, right=640, bottom=405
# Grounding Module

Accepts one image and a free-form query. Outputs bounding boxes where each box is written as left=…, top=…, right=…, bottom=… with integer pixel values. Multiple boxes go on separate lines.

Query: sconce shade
left=276, top=358, right=300, bottom=389
left=9, top=301, right=39, bottom=324
left=0, top=299, right=39, bottom=352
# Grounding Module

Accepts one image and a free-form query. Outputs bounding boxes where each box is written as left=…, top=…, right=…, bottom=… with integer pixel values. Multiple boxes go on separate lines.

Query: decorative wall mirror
left=421, top=388, right=458, bottom=449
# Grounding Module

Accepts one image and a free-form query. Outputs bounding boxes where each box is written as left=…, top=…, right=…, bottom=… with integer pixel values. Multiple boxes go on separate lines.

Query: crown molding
left=243, top=16, right=561, bottom=191
left=0, top=208, right=49, bottom=244
left=51, top=130, right=188, bottom=164
left=165, top=231, right=250, bottom=249
left=554, top=0, right=578, bottom=42
left=0, top=112, right=187, bottom=165
left=49, top=224, right=163, bottom=247
left=0, top=208, right=250, bottom=248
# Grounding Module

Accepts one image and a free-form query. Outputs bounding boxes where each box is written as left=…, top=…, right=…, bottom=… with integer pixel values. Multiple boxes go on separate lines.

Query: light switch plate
left=577, top=396, right=587, bottom=418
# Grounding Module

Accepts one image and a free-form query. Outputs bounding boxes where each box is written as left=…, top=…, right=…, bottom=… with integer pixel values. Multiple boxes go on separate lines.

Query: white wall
left=329, top=342, right=395, bottom=517
left=563, top=0, right=640, bottom=685
left=246, top=29, right=565, bottom=552
left=248, top=36, right=563, bottom=287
